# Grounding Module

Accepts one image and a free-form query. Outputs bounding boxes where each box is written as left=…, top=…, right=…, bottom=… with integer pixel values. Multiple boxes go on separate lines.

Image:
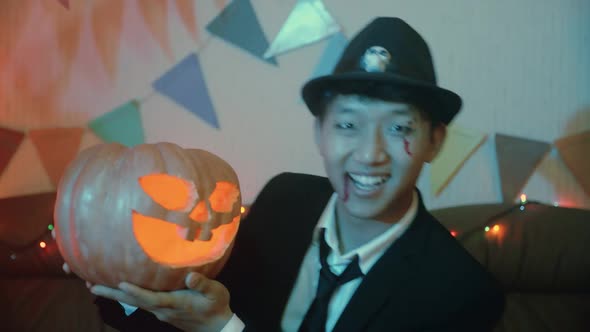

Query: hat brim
left=301, top=72, right=462, bottom=124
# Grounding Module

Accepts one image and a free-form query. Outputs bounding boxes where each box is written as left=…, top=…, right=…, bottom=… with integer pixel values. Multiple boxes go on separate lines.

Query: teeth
left=348, top=173, right=389, bottom=186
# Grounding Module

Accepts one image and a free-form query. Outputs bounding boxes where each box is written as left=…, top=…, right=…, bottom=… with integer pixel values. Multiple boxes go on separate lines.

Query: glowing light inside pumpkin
left=132, top=212, right=240, bottom=267
left=209, top=182, right=240, bottom=212
left=189, top=201, right=210, bottom=222
left=138, top=174, right=197, bottom=211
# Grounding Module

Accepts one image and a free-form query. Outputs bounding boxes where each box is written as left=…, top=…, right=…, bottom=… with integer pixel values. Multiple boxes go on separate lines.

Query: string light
left=39, top=241, right=47, bottom=249
left=520, top=194, right=527, bottom=204
left=48, top=224, right=54, bottom=231
left=485, top=226, right=490, bottom=232
left=450, top=230, right=457, bottom=237
left=240, top=206, right=246, bottom=214
left=493, top=225, right=500, bottom=233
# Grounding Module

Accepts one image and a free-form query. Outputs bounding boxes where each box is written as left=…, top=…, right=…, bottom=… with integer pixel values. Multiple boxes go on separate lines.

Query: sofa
left=1, top=192, right=589, bottom=331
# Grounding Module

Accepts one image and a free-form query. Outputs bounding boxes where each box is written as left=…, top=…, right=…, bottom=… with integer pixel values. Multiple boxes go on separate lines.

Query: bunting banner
left=206, top=0, right=277, bottom=65
left=0, top=127, right=25, bottom=179
left=28, top=128, right=85, bottom=187
left=88, top=100, right=145, bottom=147
left=153, top=53, right=219, bottom=129
left=430, top=126, right=487, bottom=196
left=554, top=130, right=590, bottom=196
left=495, top=133, right=551, bottom=202
left=310, top=32, right=347, bottom=79
left=264, top=0, right=340, bottom=59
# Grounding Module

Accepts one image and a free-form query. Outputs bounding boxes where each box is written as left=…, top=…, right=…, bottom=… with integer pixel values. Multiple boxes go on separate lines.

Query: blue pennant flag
left=206, top=0, right=277, bottom=66
left=153, top=53, right=220, bottom=129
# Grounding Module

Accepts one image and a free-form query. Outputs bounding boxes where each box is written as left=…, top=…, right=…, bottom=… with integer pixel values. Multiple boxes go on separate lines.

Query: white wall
left=1, top=0, right=589, bottom=210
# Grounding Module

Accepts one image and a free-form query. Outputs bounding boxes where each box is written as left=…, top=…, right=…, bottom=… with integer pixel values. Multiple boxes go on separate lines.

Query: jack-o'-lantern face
left=131, top=173, right=241, bottom=268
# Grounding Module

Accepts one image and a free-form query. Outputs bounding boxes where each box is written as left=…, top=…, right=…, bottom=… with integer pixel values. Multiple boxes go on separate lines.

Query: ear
left=425, top=123, right=447, bottom=163
left=313, top=118, right=322, bottom=148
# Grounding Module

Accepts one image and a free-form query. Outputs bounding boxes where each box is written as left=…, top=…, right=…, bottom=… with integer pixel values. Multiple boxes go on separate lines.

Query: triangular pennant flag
left=89, top=100, right=145, bottom=147
left=91, top=0, right=125, bottom=79
left=28, top=127, right=85, bottom=187
left=57, top=0, right=69, bottom=9
left=555, top=130, right=590, bottom=196
left=495, top=133, right=551, bottom=202
left=310, top=32, right=347, bottom=79
left=264, top=0, right=340, bottom=59
left=206, top=0, right=277, bottom=65
left=174, top=0, right=199, bottom=42
left=138, top=0, right=174, bottom=60
left=0, top=127, right=25, bottom=179
left=153, top=53, right=219, bottom=129
left=430, top=126, right=487, bottom=196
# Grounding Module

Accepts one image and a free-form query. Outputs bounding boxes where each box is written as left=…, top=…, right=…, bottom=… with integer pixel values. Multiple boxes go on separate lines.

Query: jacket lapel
left=333, top=197, right=433, bottom=332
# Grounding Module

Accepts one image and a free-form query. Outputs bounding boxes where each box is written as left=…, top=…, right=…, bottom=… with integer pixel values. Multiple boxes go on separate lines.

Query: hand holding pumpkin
left=90, top=272, right=233, bottom=332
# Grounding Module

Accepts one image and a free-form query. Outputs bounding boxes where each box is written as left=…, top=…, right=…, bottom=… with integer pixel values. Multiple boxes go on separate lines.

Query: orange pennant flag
left=555, top=130, right=590, bottom=197
left=91, top=0, right=125, bottom=79
left=0, top=127, right=25, bottom=179
left=174, top=0, right=199, bottom=42
left=138, top=1, right=174, bottom=60
left=28, top=127, right=85, bottom=187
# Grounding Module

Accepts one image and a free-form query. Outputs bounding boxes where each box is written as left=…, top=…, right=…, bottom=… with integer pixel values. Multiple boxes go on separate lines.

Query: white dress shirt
left=280, top=191, right=418, bottom=332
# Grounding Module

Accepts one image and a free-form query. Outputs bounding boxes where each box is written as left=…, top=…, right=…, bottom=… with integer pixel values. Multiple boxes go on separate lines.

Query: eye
left=389, top=124, right=414, bottom=137
left=335, top=122, right=355, bottom=130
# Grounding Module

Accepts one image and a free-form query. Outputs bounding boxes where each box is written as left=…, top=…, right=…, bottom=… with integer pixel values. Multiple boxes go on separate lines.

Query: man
left=88, top=17, right=505, bottom=331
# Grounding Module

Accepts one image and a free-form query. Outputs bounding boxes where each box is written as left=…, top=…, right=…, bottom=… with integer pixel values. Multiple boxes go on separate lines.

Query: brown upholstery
left=433, top=201, right=590, bottom=331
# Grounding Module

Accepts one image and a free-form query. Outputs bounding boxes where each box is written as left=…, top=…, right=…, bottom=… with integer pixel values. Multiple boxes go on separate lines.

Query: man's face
left=315, top=94, right=445, bottom=223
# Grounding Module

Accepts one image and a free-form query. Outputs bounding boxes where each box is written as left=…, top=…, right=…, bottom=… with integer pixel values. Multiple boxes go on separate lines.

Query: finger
left=90, top=285, right=144, bottom=308
left=62, top=263, right=71, bottom=274
left=185, top=272, right=222, bottom=301
left=118, top=282, right=175, bottom=308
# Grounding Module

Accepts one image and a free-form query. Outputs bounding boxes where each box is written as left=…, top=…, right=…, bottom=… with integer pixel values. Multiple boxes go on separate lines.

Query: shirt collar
left=313, top=190, right=419, bottom=274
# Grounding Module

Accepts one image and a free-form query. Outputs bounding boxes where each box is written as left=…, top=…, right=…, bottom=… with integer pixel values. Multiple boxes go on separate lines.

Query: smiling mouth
left=347, top=173, right=391, bottom=191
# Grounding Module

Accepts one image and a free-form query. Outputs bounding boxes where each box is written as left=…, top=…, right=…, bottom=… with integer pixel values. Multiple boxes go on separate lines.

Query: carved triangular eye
left=138, top=174, right=198, bottom=211
left=209, top=181, right=240, bottom=213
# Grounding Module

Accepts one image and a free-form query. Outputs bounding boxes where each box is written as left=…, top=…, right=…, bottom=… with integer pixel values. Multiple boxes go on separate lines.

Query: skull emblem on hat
left=360, top=46, right=391, bottom=73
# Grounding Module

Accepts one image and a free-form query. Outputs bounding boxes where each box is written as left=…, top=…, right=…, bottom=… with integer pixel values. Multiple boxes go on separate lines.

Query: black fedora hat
left=301, top=17, right=462, bottom=124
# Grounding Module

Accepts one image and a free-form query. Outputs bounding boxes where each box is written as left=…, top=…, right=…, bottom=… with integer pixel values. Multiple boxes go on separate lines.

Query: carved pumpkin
left=53, top=142, right=241, bottom=291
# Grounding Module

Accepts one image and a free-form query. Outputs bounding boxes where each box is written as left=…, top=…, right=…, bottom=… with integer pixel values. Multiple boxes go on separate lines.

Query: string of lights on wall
left=1, top=195, right=560, bottom=263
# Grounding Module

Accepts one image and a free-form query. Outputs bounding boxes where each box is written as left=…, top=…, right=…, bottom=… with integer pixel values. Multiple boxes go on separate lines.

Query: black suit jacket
left=98, top=172, right=505, bottom=331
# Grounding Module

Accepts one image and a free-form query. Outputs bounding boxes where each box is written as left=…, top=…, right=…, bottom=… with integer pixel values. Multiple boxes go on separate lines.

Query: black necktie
left=298, top=228, right=364, bottom=332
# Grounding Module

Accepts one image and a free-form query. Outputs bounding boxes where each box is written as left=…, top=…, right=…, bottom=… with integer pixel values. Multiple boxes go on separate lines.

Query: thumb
left=186, top=272, right=223, bottom=300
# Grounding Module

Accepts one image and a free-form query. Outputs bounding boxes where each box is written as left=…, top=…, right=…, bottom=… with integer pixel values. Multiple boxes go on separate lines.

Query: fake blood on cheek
left=403, top=138, right=413, bottom=157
